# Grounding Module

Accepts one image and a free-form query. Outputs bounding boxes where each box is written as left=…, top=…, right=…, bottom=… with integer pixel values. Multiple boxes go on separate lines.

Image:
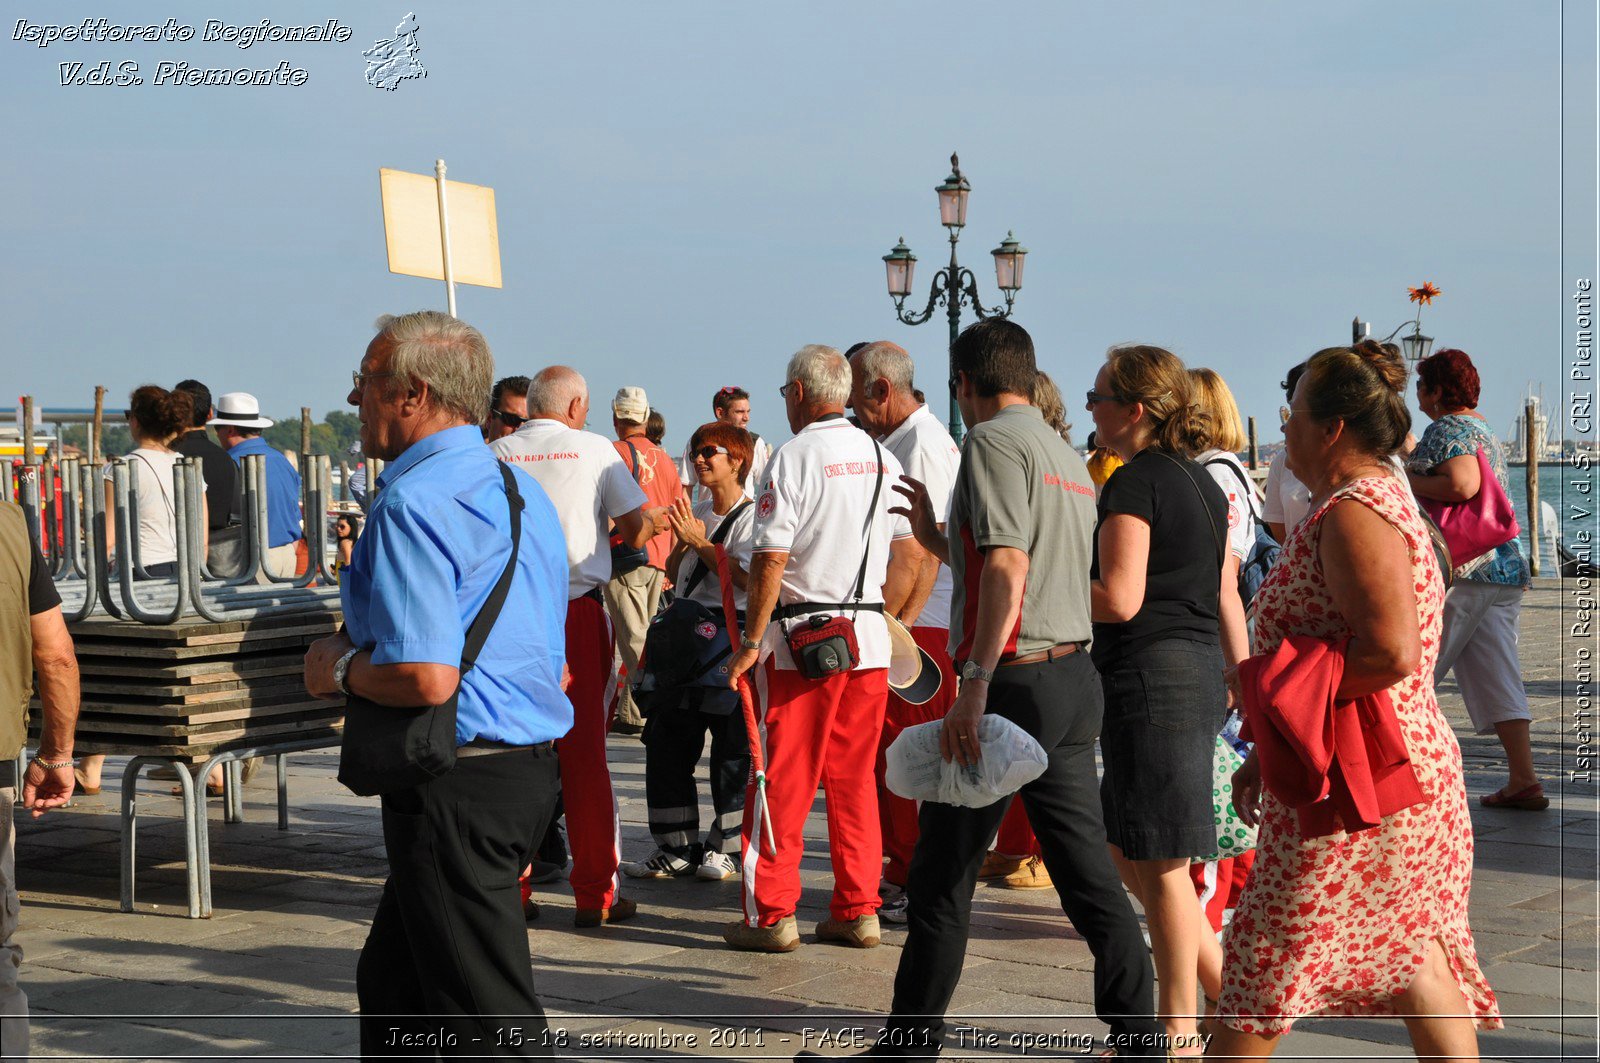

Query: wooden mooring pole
left=1526, top=401, right=1540, bottom=577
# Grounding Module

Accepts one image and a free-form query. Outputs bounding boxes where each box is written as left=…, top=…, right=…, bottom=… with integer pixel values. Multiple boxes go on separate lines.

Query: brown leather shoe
left=722, top=915, right=801, bottom=952
left=816, top=913, right=881, bottom=948
left=574, top=896, right=637, bottom=928
left=999, top=854, right=1052, bottom=890
left=977, top=850, right=1027, bottom=880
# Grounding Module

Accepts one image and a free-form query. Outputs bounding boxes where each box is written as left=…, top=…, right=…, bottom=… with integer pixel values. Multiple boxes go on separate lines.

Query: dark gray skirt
left=1098, top=637, right=1227, bottom=861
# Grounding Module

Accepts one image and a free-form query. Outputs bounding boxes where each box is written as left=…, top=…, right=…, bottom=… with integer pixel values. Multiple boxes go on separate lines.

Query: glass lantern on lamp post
left=882, top=153, right=1029, bottom=442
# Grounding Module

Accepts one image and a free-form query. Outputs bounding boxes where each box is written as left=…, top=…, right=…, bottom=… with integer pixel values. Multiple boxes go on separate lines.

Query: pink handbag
left=1417, top=447, right=1520, bottom=566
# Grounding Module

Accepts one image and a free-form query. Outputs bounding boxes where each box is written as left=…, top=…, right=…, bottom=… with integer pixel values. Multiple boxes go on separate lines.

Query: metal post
left=435, top=158, right=457, bottom=317
left=1526, top=401, right=1541, bottom=578
left=1247, top=416, right=1259, bottom=470
left=946, top=236, right=964, bottom=444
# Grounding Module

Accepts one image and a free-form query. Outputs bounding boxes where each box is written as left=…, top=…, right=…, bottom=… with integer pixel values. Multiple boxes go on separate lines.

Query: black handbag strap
left=682, top=497, right=754, bottom=601
left=623, top=440, right=642, bottom=481
left=460, top=462, right=525, bottom=675
left=1154, top=450, right=1226, bottom=569
left=1202, top=457, right=1263, bottom=522
left=776, top=438, right=885, bottom=626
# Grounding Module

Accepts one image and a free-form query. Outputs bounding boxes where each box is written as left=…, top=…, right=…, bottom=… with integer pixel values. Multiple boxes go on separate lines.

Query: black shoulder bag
left=337, top=462, right=525, bottom=797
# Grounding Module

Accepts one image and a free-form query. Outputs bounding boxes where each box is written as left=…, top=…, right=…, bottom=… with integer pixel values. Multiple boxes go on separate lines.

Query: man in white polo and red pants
left=492, top=365, right=660, bottom=927
left=846, top=341, right=962, bottom=926
left=724, top=344, right=919, bottom=953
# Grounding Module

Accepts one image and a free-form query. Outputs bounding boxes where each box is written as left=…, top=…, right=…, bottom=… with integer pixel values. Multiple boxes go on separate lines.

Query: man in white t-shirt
left=491, top=365, right=659, bottom=928
left=723, top=345, right=919, bottom=953
left=847, top=341, right=962, bottom=923
left=682, top=386, right=773, bottom=504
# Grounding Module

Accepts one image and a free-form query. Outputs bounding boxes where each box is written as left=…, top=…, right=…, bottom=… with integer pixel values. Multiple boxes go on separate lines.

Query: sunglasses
left=693, top=445, right=730, bottom=461
left=495, top=408, right=527, bottom=429
left=1085, top=389, right=1128, bottom=405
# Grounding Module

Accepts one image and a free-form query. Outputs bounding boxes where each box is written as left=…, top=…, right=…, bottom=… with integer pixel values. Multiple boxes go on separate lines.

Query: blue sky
left=3, top=1, right=1595, bottom=447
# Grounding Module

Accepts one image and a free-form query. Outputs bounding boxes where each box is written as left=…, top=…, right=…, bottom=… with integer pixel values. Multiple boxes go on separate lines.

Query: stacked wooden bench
left=34, top=607, right=345, bottom=918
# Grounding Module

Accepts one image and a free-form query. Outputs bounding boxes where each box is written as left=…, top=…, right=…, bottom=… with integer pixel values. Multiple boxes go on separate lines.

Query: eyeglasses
left=693, top=445, right=730, bottom=461
left=778, top=383, right=796, bottom=399
left=1279, top=405, right=1295, bottom=426
left=494, top=408, right=527, bottom=429
left=716, top=386, right=743, bottom=397
left=352, top=370, right=396, bottom=390
left=1085, top=389, right=1128, bottom=405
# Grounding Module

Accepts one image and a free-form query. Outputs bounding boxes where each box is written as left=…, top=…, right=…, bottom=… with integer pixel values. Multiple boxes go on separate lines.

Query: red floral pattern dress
left=1217, top=475, right=1501, bottom=1035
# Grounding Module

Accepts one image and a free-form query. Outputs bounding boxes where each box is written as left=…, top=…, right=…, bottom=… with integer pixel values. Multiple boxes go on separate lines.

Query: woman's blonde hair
left=1102, top=344, right=1210, bottom=457
left=1187, top=367, right=1247, bottom=453
left=1031, top=370, right=1072, bottom=444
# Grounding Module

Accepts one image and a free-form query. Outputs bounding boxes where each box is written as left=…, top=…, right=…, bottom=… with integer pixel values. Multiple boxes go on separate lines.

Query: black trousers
left=885, top=652, right=1165, bottom=1058
left=357, top=747, right=559, bottom=1060
left=641, top=702, right=749, bottom=858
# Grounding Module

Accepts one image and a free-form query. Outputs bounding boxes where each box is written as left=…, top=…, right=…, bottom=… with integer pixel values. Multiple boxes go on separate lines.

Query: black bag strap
left=851, top=439, right=886, bottom=607
left=1155, top=450, right=1226, bottom=570
left=1202, top=456, right=1263, bottom=523
left=460, top=462, right=525, bottom=675
left=624, top=440, right=642, bottom=481
left=682, top=498, right=754, bottom=601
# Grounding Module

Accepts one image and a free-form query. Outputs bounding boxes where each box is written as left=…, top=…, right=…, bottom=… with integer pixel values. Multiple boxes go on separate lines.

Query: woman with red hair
left=1406, top=348, right=1543, bottom=810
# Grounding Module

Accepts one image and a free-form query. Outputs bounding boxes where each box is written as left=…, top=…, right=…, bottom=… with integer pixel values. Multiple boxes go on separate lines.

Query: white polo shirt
left=492, top=418, right=648, bottom=599
left=753, top=415, right=912, bottom=671
left=880, top=403, right=961, bottom=632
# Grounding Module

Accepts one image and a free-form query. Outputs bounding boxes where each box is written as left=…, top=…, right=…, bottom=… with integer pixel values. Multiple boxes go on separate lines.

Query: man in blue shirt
left=208, top=392, right=303, bottom=579
left=304, top=310, right=570, bottom=1059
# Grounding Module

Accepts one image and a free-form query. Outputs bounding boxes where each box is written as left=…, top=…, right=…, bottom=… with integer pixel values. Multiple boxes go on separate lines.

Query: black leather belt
left=456, top=739, right=556, bottom=759
left=773, top=601, right=885, bottom=622
left=998, top=641, right=1087, bottom=667
left=578, top=587, right=603, bottom=603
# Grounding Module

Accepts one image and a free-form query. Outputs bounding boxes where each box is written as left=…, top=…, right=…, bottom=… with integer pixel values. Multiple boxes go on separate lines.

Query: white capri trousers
left=1433, top=580, right=1532, bottom=734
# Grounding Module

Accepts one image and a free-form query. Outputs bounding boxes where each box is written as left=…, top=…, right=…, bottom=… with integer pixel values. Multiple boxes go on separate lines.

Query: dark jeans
left=885, top=652, right=1164, bottom=1058
left=357, top=746, right=559, bottom=1059
left=641, top=702, right=749, bottom=858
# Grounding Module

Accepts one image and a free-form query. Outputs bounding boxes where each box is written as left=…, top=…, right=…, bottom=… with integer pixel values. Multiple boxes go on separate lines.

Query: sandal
left=1481, top=783, right=1549, bottom=811
left=171, top=779, right=225, bottom=798
left=72, top=768, right=101, bottom=797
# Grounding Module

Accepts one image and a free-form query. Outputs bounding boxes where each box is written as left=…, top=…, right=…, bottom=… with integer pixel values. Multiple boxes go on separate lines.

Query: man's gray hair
left=373, top=312, right=493, bottom=425
left=852, top=341, right=915, bottom=394
left=525, top=366, right=588, bottom=417
left=785, top=344, right=851, bottom=406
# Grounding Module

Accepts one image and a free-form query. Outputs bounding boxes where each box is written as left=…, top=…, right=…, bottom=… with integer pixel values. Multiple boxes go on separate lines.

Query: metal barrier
left=33, top=449, right=344, bottom=624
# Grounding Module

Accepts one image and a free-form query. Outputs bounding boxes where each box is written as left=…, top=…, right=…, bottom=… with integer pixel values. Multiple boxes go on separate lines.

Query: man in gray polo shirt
left=813, top=319, right=1162, bottom=1060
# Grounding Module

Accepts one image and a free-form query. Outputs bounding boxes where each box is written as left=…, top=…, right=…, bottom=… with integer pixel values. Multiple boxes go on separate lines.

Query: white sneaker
left=696, top=850, right=738, bottom=881
left=878, top=882, right=909, bottom=924
left=622, top=849, right=693, bottom=879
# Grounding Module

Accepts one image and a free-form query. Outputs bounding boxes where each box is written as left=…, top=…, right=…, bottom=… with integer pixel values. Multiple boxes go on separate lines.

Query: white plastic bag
left=885, top=715, right=1048, bottom=808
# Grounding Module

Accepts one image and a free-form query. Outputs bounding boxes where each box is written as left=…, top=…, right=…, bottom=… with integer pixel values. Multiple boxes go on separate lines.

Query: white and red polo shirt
left=492, top=418, right=648, bottom=599
left=752, top=415, right=912, bottom=671
left=880, top=402, right=961, bottom=632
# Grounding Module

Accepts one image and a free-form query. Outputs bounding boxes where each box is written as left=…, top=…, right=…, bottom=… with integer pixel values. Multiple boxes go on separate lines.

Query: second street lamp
left=882, top=153, right=1028, bottom=442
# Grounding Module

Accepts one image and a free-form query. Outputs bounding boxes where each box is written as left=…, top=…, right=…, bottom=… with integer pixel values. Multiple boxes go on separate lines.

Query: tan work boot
left=722, top=915, right=801, bottom=952
left=977, top=850, right=1028, bottom=880
left=816, top=913, right=881, bottom=948
left=574, top=896, right=638, bottom=928
left=999, top=854, right=1052, bottom=890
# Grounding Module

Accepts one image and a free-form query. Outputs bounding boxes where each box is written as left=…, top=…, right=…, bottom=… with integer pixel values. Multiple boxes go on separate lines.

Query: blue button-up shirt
left=341, top=425, right=572, bottom=745
left=227, top=436, right=303, bottom=547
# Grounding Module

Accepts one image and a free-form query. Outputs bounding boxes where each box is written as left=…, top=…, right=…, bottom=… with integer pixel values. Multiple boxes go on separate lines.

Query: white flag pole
left=435, top=158, right=457, bottom=317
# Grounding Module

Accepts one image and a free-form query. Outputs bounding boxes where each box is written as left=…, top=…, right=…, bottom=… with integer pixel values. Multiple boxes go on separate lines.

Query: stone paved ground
left=11, top=579, right=1599, bottom=1061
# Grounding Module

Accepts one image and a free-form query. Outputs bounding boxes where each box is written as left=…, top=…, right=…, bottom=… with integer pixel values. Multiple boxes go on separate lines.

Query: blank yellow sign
left=379, top=167, right=503, bottom=288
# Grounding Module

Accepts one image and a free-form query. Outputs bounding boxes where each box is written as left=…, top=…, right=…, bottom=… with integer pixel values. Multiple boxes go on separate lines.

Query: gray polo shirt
left=947, top=404, right=1097, bottom=661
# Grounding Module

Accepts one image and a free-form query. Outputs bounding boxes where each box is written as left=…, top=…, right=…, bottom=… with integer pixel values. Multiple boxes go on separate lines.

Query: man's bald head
left=526, top=366, right=590, bottom=429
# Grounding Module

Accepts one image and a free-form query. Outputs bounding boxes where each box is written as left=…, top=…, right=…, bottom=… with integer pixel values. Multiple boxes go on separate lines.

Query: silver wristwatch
left=959, top=660, right=994, bottom=684
left=740, top=635, right=762, bottom=652
left=332, top=647, right=362, bottom=697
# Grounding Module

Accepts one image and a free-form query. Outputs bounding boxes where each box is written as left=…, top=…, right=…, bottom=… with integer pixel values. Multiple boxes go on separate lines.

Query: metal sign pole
left=435, top=158, right=457, bottom=317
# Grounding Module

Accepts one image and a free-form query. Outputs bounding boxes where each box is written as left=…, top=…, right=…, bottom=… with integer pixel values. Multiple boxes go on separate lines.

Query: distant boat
left=1558, top=540, right=1597, bottom=579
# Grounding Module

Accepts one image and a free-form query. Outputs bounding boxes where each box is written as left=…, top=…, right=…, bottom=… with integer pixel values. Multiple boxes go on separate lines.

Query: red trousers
left=876, top=626, right=958, bottom=887
left=742, top=662, right=888, bottom=927
left=1191, top=850, right=1257, bottom=934
left=555, top=594, right=621, bottom=910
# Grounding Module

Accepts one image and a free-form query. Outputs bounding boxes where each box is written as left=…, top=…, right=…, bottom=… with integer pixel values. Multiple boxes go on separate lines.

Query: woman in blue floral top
left=1406, top=348, right=1544, bottom=810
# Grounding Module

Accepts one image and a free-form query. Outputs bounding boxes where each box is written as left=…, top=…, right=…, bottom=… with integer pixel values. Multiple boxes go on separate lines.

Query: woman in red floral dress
left=1210, top=342, right=1501, bottom=1060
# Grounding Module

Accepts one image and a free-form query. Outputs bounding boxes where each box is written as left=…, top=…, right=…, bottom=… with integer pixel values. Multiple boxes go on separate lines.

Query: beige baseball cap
left=612, top=386, right=649, bottom=422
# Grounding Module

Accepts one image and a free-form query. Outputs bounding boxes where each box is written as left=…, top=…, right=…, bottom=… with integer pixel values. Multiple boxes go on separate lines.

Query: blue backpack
left=1204, top=458, right=1281, bottom=610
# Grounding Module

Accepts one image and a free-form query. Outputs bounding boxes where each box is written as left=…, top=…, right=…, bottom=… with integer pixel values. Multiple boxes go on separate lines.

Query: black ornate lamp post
left=1350, top=313, right=1435, bottom=365
left=883, top=154, right=1028, bottom=441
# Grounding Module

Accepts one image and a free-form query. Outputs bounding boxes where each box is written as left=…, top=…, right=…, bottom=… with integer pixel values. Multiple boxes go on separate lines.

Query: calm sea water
left=1507, top=463, right=1599, bottom=568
